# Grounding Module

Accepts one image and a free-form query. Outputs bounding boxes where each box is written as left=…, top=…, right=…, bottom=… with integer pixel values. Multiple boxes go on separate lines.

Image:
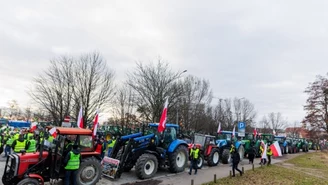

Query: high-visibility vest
left=230, top=146, right=235, bottom=153
left=14, top=134, right=19, bottom=140
left=27, top=139, right=37, bottom=152
left=27, top=133, right=34, bottom=140
left=14, top=140, right=27, bottom=153
left=6, top=137, right=13, bottom=146
left=65, top=152, right=80, bottom=170
left=108, top=139, right=116, bottom=148
left=190, top=148, right=199, bottom=159
left=267, top=149, right=273, bottom=156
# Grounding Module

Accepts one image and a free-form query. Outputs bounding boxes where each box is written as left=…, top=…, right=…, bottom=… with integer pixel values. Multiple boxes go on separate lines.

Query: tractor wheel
left=207, top=148, right=220, bottom=166
left=197, top=154, right=204, bottom=169
left=238, top=145, right=245, bottom=161
left=76, top=157, right=102, bottom=185
left=135, top=153, right=158, bottom=179
left=17, top=178, right=39, bottom=185
left=168, top=145, right=188, bottom=173
left=221, top=149, right=230, bottom=164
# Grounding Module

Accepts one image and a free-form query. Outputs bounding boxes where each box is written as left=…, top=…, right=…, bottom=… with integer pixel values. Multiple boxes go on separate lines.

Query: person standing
left=26, top=136, right=37, bottom=153
left=12, top=134, right=29, bottom=153
left=107, top=136, right=116, bottom=157
left=4, top=133, right=14, bottom=157
left=267, top=146, right=273, bottom=166
left=248, top=146, right=255, bottom=164
left=64, top=144, right=81, bottom=185
left=231, top=149, right=243, bottom=177
left=188, top=144, right=199, bottom=175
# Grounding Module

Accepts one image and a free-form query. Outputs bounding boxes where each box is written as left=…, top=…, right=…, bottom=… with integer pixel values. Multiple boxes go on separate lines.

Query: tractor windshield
left=194, top=135, right=206, bottom=146
left=80, top=135, right=93, bottom=151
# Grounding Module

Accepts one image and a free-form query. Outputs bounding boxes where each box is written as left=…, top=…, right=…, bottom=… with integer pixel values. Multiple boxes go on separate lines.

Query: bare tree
left=303, top=74, right=328, bottom=133
left=24, top=107, right=33, bottom=121
left=127, top=59, right=186, bottom=122
left=7, top=100, right=20, bottom=118
left=264, top=112, right=287, bottom=134
left=30, top=52, right=115, bottom=126
left=72, top=52, right=115, bottom=127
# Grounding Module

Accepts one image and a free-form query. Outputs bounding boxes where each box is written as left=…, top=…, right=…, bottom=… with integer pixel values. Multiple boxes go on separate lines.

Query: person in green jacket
left=27, top=136, right=37, bottom=153
left=189, top=144, right=200, bottom=175
left=267, top=146, right=273, bottom=166
left=64, top=144, right=81, bottom=185
left=4, top=133, right=14, bottom=157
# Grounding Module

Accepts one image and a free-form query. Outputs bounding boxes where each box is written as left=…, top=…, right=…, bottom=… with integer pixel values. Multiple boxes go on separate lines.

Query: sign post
left=238, top=122, right=246, bottom=137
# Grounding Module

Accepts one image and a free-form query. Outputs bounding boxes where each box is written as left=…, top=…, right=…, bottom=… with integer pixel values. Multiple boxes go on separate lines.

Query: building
left=285, top=127, right=309, bottom=138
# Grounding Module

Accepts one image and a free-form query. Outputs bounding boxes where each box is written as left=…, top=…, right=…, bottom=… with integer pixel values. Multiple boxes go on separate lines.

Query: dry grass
left=203, top=152, right=328, bottom=185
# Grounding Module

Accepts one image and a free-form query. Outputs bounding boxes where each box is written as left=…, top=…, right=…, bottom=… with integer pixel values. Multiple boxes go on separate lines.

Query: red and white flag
left=270, top=141, right=282, bottom=157
left=273, top=129, right=276, bottom=136
left=64, top=116, right=70, bottom=123
left=158, top=98, right=168, bottom=133
left=253, top=127, right=258, bottom=136
left=30, top=122, right=37, bottom=131
left=77, top=106, right=84, bottom=129
left=93, top=110, right=99, bottom=138
left=232, top=125, right=236, bottom=138
left=217, top=122, right=221, bottom=134
left=49, top=127, right=57, bottom=138
left=261, top=140, right=267, bottom=159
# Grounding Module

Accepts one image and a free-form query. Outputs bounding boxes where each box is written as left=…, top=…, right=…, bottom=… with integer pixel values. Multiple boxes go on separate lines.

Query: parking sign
left=238, top=122, right=246, bottom=137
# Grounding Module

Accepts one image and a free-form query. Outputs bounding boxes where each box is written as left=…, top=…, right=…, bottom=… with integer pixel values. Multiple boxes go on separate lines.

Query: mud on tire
left=135, top=153, right=158, bottom=179
left=76, top=157, right=102, bottom=185
left=169, top=145, right=188, bottom=173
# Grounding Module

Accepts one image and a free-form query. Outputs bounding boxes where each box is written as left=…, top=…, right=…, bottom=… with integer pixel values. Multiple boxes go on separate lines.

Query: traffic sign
left=238, top=122, right=245, bottom=129
left=238, top=122, right=246, bottom=137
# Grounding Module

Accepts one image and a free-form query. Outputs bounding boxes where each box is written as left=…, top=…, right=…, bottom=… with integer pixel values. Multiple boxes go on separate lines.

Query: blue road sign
left=238, top=122, right=246, bottom=129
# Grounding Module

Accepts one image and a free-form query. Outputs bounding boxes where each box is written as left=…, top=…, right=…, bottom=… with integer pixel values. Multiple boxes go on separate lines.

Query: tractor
left=2, top=127, right=102, bottom=185
left=300, top=138, right=309, bottom=152
left=285, top=137, right=297, bottom=154
left=108, top=123, right=189, bottom=180
left=188, top=133, right=220, bottom=169
left=216, top=131, right=245, bottom=164
left=274, top=136, right=287, bottom=154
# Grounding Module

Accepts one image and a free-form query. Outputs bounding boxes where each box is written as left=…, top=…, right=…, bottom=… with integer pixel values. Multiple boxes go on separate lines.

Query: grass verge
left=203, top=152, right=328, bottom=185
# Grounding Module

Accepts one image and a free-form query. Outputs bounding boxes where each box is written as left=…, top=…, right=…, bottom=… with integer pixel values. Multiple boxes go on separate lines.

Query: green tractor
left=300, top=138, right=309, bottom=152
left=286, top=137, right=298, bottom=154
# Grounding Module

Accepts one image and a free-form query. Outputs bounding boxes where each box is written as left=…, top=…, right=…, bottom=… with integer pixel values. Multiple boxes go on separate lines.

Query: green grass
left=203, top=153, right=328, bottom=185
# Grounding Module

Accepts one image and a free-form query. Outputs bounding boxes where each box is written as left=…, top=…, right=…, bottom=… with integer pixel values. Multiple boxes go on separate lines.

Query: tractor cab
left=2, top=127, right=102, bottom=185
left=216, top=131, right=245, bottom=164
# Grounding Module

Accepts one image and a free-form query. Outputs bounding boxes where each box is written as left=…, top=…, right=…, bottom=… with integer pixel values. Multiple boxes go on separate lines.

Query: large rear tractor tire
left=76, top=157, right=102, bottom=185
left=168, top=145, right=188, bottom=173
left=207, top=148, right=220, bottom=166
left=135, top=153, right=158, bottom=179
left=197, top=154, right=204, bottom=169
left=238, top=145, right=245, bottom=161
left=17, top=178, right=39, bottom=185
left=221, top=149, right=230, bottom=164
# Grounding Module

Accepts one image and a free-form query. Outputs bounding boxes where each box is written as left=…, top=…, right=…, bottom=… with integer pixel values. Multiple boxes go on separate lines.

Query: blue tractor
left=109, top=123, right=189, bottom=179
left=216, top=131, right=245, bottom=164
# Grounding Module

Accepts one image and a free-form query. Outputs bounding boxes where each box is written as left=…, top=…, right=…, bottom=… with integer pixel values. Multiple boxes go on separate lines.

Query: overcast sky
left=1, top=1, right=328, bottom=124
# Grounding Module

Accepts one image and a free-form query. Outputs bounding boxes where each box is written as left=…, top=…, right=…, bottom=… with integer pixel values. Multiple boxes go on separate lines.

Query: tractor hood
left=216, top=139, right=227, bottom=148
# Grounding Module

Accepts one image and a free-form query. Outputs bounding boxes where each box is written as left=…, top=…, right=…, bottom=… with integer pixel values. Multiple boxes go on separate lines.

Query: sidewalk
left=156, top=152, right=309, bottom=185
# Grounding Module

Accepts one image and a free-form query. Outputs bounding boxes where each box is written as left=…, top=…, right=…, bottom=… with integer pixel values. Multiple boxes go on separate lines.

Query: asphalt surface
left=0, top=151, right=312, bottom=185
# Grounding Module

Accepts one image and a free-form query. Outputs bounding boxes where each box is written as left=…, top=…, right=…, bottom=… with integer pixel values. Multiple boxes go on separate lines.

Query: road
left=0, top=151, right=310, bottom=185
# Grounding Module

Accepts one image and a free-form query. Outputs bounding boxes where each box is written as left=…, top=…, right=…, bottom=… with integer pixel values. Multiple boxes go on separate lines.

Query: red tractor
left=2, top=127, right=102, bottom=185
left=188, top=133, right=220, bottom=169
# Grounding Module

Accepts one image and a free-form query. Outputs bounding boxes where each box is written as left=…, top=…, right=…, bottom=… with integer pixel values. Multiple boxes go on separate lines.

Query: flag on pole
left=30, top=122, right=37, bottom=132
left=217, top=122, right=221, bottom=134
left=253, top=127, right=258, bottom=136
left=232, top=125, right=236, bottom=138
left=158, top=97, right=168, bottom=133
left=49, top=127, right=57, bottom=138
left=93, top=110, right=99, bottom=138
left=273, top=129, right=276, bottom=136
left=261, top=141, right=267, bottom=160
left=77, top=106, right=84, bottom=129
left=270, top=141, right=283, bottom=157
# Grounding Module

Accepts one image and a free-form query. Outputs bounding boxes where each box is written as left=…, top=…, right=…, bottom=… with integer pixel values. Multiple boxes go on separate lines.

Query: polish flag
left=217, top=122, right=221, bottom=134
left=30, top=122, right=37, bottom=132
left=270, top=141, right=282, bottom=157
left=273, top=129, right=276, bottom=136
left=232, top=125, right=236, bottom=138
left=93, top=110, right=99, bottom=138
left=158, top=98, right=168, bottom=133
left=77, top=106, right=84, bottom=129
left=49, top=127, right=57, bottom=138
left=253, top=127, right=258, bottom=136
left=261, top=141, right=267, bottom=159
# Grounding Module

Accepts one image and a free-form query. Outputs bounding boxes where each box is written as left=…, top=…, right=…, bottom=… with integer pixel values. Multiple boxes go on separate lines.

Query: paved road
left=0, top=151, right=310, bottom=185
